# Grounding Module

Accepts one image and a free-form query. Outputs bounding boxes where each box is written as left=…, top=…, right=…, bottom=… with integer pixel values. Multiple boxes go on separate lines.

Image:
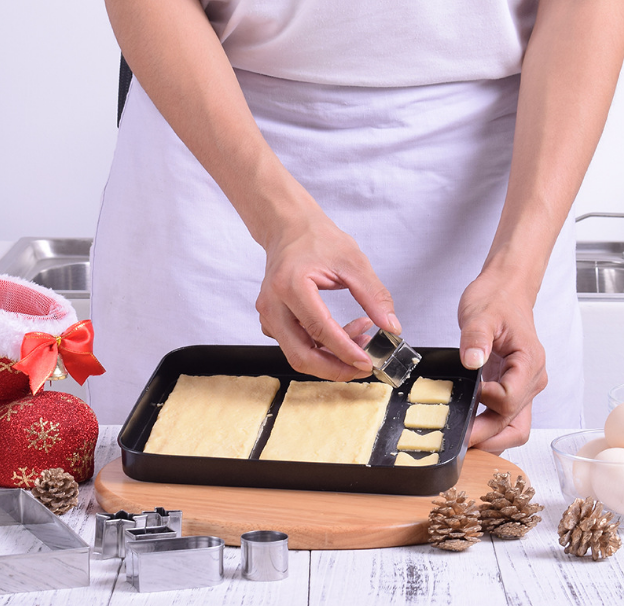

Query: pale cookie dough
left=408, top=377, right=453, bottom=404
left=144, top=374, right=280, bottom=458
left=396, top=429, right=443, bottom=452
left=404, top=404, right=449, bottom=430
left=394, top=452, right=440, bottom=467
left=260, top=381, right=392, bottom=465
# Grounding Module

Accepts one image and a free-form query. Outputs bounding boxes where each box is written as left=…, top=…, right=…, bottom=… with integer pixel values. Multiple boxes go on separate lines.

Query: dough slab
left=260, top=381, right=392, bottom=465
left=144, top=374, right=280, bottom=458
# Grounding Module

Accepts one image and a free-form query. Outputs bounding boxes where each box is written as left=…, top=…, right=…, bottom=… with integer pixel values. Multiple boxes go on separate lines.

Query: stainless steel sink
left=575, top=213, right=624, bottom=300
left=576, top=261, right=624, bottom=294
left=0, top=237, right=92, bottom=299
left=576, top=241, right=624, bottom=300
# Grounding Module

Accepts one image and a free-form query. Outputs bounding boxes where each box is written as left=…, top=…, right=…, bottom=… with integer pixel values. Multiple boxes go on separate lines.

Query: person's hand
left=457, top=271, right=548, bottom=453
left=256, top=212, right=401, bottom=382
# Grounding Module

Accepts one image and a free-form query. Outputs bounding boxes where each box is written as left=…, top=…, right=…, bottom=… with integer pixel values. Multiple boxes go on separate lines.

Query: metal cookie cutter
left=241, top=530, right=289, bottom=581
left=142, top=507, right=182, bottom=536
left=124, top=526, right=179, bottom=586
left=94, top=511, right=148, bottom=559
left=0, top=489, right=90, bottom=594
left=93, top=507, right=183, bottom=559
left=126, top=536, right=224, bottom=592
left=364, top=329, right=421, bottom=388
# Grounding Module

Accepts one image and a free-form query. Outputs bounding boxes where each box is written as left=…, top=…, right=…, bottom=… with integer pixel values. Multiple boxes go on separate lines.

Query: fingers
left=263, top=277, right=373, bottom=371
left=341, top=317, right=374, bottom=349
left=459, top=304, right=495, bottom=371
left=458, top=275, right=548, bottom=451
left=257, top=289, right=374, bottom=381
left=340, top=257, right=402, bottom=336
left=257, top=214, right=400, bottom=380
left=469, top=403, right=532, bottom=453
left=467, top=346, right=545, bottom=451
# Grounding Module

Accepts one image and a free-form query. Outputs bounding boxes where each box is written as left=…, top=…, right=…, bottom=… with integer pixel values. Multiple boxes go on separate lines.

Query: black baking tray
left=118, top=345, right=481, bottom=496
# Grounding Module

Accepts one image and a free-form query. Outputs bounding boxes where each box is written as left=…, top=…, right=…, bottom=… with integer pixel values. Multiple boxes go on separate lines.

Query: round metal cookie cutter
left=240, top=530, right=289, bottom=581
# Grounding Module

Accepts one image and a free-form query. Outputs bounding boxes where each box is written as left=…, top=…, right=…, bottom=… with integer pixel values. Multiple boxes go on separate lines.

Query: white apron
left=89, top=70, right=583, bottom=427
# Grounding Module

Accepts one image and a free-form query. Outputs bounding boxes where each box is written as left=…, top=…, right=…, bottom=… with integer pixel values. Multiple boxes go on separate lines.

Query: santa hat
left=0, top=274, right=78, bottom=362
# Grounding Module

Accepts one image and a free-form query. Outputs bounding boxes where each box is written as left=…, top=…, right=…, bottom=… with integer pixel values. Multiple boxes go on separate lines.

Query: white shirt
left=204, top=0, right=538, bottom=87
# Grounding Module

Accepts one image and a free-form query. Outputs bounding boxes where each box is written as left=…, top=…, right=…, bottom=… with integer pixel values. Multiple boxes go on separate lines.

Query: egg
left=572, top=437, right=609, bottom=499
left=590, top=447, right=624, bottom=515
left=604, top=402, right=624, bottom=448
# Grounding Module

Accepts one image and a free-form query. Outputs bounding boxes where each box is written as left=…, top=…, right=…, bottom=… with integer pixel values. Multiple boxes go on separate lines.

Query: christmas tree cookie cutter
left=0, top=488, right=90, bottom=594
left=93, top=506, right=182, bottom=559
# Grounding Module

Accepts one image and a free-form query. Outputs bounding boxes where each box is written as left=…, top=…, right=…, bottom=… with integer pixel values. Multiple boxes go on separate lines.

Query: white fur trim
left=0, top=274, right=78, bottom=361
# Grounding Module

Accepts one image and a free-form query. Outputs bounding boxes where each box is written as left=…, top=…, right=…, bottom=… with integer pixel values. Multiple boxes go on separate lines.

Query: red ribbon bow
left=13, top=320, right=106, bottom=395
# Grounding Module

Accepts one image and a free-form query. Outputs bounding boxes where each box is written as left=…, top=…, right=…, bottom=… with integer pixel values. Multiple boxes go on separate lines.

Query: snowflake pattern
left=66, top=438, right=96, bottom=479
left=25, top=417, right=61, bottom=453
left=0, top=360, right=19, bottom=374
left=0, top=396, right=34, bottom=423
left=11, top=466, right=40, bottom=488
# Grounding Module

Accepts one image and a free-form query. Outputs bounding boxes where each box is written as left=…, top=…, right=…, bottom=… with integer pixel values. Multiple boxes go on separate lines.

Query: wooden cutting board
left=95, top=451, right=526, bottom=550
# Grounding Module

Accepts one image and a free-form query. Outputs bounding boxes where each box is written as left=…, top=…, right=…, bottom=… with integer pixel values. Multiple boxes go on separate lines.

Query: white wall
left=575, top=67, right=624, bottom=243
left=1, top=5, right=623, bottom=241
left=0, top=2, right=120, bottom=240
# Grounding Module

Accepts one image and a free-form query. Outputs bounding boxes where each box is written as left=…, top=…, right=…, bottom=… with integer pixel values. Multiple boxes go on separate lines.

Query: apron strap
left=117, top=54, right=133, bottom=127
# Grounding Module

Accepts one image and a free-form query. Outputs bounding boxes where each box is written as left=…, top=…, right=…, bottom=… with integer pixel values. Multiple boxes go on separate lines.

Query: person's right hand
left=255, top=211, right=402, bottom=382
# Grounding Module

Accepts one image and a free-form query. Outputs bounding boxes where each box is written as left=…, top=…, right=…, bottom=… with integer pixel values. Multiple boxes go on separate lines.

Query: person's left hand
left=457, top=271, right=548, bottom=453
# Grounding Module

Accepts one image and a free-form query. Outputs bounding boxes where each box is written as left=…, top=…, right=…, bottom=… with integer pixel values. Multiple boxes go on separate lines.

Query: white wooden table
left=2, top=426, right=622, bottom=606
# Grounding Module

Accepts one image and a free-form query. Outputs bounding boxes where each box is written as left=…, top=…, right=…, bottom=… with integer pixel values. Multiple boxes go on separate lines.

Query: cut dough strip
left=396, top=429, right=443, bottom=452
left=408, top=377, right=453, bottom=404
left=394, top=452, right=440, bottom=466
left=404, top=404, right=449, bottom=430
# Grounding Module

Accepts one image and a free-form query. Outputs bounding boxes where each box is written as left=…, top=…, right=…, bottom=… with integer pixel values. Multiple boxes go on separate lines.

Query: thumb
left=459, top=317, right=494, bottom=370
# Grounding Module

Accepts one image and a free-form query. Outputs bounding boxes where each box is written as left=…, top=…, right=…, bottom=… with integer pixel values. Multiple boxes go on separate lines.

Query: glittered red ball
left=0, top=391, right=99, bottom=488
left=0, top=357, right=31, bottom=403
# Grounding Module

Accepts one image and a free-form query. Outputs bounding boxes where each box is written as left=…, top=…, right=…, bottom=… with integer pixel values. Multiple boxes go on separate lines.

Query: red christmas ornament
left=0, top=356, right=30, bottom=403
left=0, top=391, right=99, bottom=488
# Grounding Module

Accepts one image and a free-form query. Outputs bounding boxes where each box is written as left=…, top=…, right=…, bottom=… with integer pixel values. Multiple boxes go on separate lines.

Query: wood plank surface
left=308, top=539, right=507, bottom=606
left=4, top=428, right=624, bottom=606
left=500, top=431, right=624, bottom=606
left=94, top=450, right=526, bottom=550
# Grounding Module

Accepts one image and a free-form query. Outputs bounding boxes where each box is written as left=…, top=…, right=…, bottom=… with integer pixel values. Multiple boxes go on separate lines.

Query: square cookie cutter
left=364, top=329, right=421, bottom=388
left=0, top=488, right=90, bottom=594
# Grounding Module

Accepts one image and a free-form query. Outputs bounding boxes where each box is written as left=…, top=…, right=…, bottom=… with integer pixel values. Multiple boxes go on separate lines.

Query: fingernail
left=387, top=313, right=401, bottom=334
left=464, top=348, right=485, bottom=369
left=354, top=360, right=372, bottom=372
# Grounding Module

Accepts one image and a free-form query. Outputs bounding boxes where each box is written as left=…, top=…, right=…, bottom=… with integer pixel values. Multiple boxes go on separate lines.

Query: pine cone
left=558, top=497, right=621, bottom=561
left=31, top=468, right=79, bottom=515
left=479, top=471, right=543, bottom=539
left=428, top=487, right=483, bottom=551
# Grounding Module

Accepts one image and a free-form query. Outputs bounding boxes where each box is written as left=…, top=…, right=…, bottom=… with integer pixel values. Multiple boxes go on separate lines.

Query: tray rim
left=118, top=344, right=481, bottom=496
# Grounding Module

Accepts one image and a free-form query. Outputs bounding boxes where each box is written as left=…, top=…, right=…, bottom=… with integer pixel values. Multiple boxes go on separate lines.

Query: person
left=89, top=0, right=624, bottom=451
